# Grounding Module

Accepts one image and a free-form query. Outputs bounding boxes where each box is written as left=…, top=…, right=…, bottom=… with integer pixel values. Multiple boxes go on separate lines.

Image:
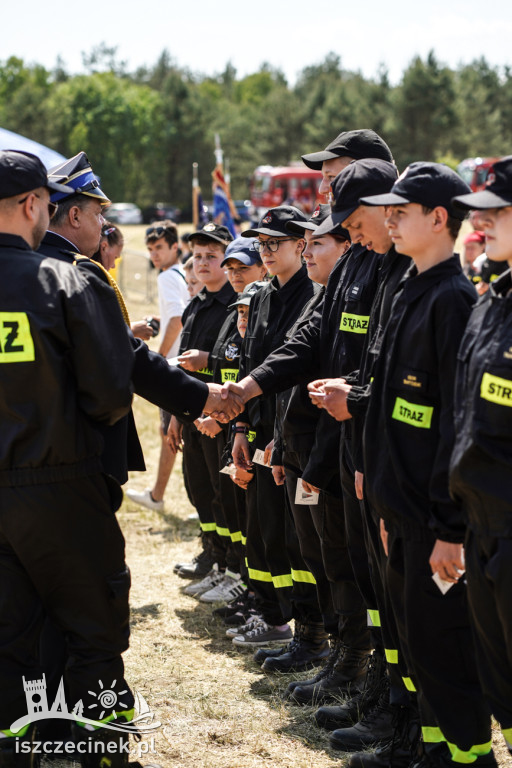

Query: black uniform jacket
left=0, top=233, right=133, bottom=485
left=346, top=247, right=411, bottom=472
left=179, top=281, right=236, bottom=384
left=450, top=269, right=512, bottom=537
left=38, top=231, right=208, bottom=483
left=238, top=265, right=317, bottom=446
left=272, top=288, right=324, bottom=466
left=364, top=255, right=476, bottom=542
left=211, top=308, right=242, bottom=386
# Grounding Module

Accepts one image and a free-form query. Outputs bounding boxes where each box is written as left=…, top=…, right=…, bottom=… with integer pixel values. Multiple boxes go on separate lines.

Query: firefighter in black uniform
left=361, top=163, right=495, bottom=768
left=449, top=156, right=512, bottom=759
left=230, top=205, right=318, bottom=648
left=0, top=150, right=135, bottom=765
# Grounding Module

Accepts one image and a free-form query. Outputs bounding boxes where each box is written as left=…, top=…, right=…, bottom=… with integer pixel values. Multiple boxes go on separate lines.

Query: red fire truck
left=250, top=165, right=325, bottom=218
left=457, top=157, right=501, bottom=192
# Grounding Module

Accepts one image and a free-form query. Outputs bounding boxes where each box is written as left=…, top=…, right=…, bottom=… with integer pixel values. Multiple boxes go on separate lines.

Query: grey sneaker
left=200, top=571, right=246, bottom=603
left=232, top=620, right=293, bottom=647
left=125, top=488, right=164, bottom=512
left=183, top=564, right=223, bottom=596
left=226, top=614, right=263, bottom=639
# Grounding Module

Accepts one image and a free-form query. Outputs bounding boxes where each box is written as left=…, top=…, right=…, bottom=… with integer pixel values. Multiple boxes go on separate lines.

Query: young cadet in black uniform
left=0, top=150, right=134, bottom=765
left=255, top=206, right=351, bottom=674
left=169, top=223, right=237, bottom=592
left=189, top=237, right=267, bottom=604
left=225, top=160, right=398, bottom=706
left=361, top=164, right=495, bottom=768
left=309, top=198, right=414, bottom=757
left=449, top=157, right=512, bottom=759
left=229, top=205, right=317, bottom=648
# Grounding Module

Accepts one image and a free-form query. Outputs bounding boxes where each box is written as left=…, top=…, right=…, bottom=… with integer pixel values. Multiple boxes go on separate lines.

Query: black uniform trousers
left=340, top=436, right=378, bottom=651
left=283, top=450, right=368, bottom=645
left=385, top=526, right=494, bottom=764
left=465, top=530, right=512, bottom=744
left=216, top=427, right=246, bottom=576
left=0, top=475, right=133, bottom=729
left=181, top=422, right=230, bottom=569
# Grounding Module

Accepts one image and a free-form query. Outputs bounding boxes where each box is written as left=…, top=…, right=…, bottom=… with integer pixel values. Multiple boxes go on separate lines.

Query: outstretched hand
left=203, top=383, right=244, bottom=423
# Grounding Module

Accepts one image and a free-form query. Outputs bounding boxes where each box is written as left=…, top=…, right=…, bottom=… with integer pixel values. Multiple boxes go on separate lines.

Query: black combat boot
left=348, top=702, right=421, bottom=768
left=283, top=635, right=344, bottom=699
left=0, top=725, right=39, bottom=768
left=315, top=648, right=387, bottom=730
left=330, top=688, right=398, bottom=751
left=261, top=622, right=329, bottom=672
left=289, top=644, right=371, bottom=705
left=72, top=723, right=129, bottom=768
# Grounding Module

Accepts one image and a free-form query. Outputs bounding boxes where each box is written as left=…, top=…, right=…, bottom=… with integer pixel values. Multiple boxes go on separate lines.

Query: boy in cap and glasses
left=358, top=163, right=495, bottom=768
left=449, top=156, right=512, bottom=760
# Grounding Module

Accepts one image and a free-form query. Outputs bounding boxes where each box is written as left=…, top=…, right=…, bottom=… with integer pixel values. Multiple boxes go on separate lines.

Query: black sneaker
left=213, top=590, right=252, bottom=619
left=262, top=622, right=329, bottom=673
left=177, top=549, right=216, bottom=579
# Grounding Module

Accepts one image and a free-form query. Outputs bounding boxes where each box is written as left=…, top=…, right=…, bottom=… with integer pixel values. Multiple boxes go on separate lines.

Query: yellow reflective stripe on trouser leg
left=247, top=567, right=273, bottom=583
left=422, top=727, right=445, bottom=744
left=272, top=573, right=293, bottom=588
left=241, top=535, right=247, bottom=546
left=1, top=723, right=31, bottom=738
left=446, top=741, right=493, bottom=764
left=291, top=569, right=316, bottom=585
left=215, top=525, right=230, bottom=538
left=230, top=530, right=242, bottom=543
left=502, top=727, right=512, bottom=751
left=402, top=676, right=417, bottom=692
left=385, top=648, right=398, bottom=664
left=199, top=522, right=216, bottom=532
left=367, top=609, right=381, bottom=627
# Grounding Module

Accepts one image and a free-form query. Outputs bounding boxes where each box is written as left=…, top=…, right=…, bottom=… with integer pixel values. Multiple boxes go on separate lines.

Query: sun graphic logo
left=88, top=679, right=129, bottom=721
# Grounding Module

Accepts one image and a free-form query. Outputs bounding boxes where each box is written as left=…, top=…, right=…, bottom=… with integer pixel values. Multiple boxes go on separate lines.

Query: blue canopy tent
left=0, top=127, right=65, bottom=169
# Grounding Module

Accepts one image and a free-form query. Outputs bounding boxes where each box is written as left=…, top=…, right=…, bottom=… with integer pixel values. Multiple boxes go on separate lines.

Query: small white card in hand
left=432, top=571, right=464, bottom=594
left=295, top=478, right=319, bottom=505
left=220, top=465, right=237, bottom=477
left=252, top=449, right=269, bottom=467
left=167, top=356, right=180, bottom=367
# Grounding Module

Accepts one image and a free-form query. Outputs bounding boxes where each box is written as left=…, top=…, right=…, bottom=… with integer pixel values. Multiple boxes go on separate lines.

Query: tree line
left=1, top=47, right=511, bottom=211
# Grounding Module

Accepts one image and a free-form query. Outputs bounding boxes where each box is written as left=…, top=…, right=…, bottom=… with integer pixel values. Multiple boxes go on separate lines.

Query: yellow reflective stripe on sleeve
left=392, top=397, right=433, bottom=429
left=402, top=676, right=417, bottom=692
left=480, top=372, right=512, bottom=407
left=446, top=741, right=493, bottom=764
left=339, top=312, right=370, bottom=334
left=247, top=567, right=273, bottom=583
left=0, top=312, right=35, bottom=363
left=385, top=648, right=398, bottom=664
left=221, top=368, right=239, bottom=383
left=422, top=726, right=445, bottom=744
left=216, top=525, right=230, bottom=538
left=230, top=530, right=242, bottom=543
left=367, top=609, right=381, bottom=627
left=272, top=573, right=293, bottom=588
left=196, top=367, right=214, bottom=377
left=199, top=522, right=216, bottom=532
left=291, top=569, right=316, bottom=585
left=247, top=431, right=256, bottom=443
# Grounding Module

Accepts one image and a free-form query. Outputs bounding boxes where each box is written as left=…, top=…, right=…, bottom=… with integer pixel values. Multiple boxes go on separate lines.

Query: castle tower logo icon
left=10, top=675, right=161, bottom=735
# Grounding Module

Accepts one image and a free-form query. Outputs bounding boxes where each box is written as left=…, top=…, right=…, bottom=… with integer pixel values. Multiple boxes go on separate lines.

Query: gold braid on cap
left=73, top=255, right=131, bottom=326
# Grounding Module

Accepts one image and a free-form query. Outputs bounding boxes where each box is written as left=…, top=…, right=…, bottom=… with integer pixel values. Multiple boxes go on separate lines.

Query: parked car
left=143, top=202, right=181, bottom=224
left=105, top=202, right=143, bottom=225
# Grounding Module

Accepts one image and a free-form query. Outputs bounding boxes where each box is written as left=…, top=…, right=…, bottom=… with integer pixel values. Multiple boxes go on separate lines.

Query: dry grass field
left=47, top=224, right=511, bottom=767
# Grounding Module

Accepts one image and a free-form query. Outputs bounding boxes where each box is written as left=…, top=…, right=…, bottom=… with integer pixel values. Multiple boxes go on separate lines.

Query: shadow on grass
left=131, top=602, right=162, bottom=625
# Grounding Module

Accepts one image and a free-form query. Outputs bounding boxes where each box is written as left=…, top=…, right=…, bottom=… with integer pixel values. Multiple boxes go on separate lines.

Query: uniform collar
left=489, top=268, right=512, bottom=300
left=399, top=254, right=463, bottom=303
left=268, top=263, right=308, bottom=295
left=0, top=232, right=33, bottom=251
left=41, top=230, right=80, bottom=256
left=196, top=280, right=236, bottom=305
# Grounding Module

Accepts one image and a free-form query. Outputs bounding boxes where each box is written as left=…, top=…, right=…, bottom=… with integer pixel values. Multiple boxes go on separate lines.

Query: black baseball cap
left=286, top=203, right=350, bottom=241
left=189, top=222, right=234, bottom=246
left=302, top=129, right=394, bottom=170
left=48, top=152, right=110, bottom=205
left=361, top=162, right=471, bottom=220
left=0, top=149, right=73, bottom=200
left=314, top=159, right=398, bottom=236
left=242, top=205, right=307, bottom=238
left=229, top=280, right=267, bottom=309
left=452, top=156, right=512, bottom=211
left=220, top=236, right=262, bottom=267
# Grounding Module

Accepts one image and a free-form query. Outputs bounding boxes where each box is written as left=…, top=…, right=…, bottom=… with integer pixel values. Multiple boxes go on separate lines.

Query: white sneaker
left=125, top=488, right=164, bottom=512
left=200, top=571, right=246, bottom=603
left=184, top=564, right=224, bottom=597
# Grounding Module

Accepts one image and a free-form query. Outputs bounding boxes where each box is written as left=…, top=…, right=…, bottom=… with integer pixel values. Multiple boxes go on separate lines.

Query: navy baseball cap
left=452, top=156, right=512, bottom=211
left=314, top=159, right=398, bottom=236
left=189, top=222, right=234, bottom=246
left=286, top=203, right=350, bottom=241
left=242, top=205, right=307, bottom=238
left=0, top=150, right=73, bottom=200
left=229, top=280, right=267, bottom=309
left=302, top=129, right=394, bottom=170
left=48, top=152, right=110, bottom=204
left=361, top=162, right=471, bottom=220
left=221, top=236, right=262, bottom=267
